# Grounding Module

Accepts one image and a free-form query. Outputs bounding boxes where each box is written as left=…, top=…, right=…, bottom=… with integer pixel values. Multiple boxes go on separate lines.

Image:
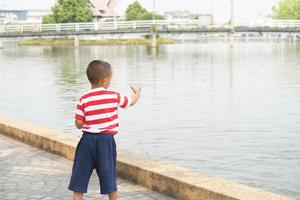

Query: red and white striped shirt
left=75, top=87, right=131, bottom=135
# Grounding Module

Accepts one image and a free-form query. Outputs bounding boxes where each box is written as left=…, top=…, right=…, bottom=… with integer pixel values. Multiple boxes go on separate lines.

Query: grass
left=19, top=38, right=174, bottom=46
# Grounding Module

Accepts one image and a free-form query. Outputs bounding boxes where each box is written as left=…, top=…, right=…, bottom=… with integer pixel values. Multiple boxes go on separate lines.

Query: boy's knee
left=108, top=191, right=117, bottom=200
left=73, top=192, right=84, bottom=200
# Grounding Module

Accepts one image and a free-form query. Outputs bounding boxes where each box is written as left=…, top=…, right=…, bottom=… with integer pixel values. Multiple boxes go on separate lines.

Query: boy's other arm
left=75, top=119, right=84, bottom=129
left=130, top=86, right=141, bottom=106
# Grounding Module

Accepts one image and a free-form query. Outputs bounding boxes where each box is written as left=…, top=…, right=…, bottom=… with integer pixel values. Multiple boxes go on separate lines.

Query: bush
left=125, top=1, right=164, bottom=21
left=273, top=0, right=300, bottom=19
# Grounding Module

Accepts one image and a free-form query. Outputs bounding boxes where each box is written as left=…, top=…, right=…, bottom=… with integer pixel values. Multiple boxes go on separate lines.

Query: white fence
left=0, top=20, right=300, bottom=34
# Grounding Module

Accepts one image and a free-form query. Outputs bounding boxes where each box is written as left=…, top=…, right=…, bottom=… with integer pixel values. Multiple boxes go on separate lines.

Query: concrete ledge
left=0, top=115, right=293, bottom=200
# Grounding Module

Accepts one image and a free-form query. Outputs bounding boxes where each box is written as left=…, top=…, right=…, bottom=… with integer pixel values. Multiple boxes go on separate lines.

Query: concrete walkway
left=0, top=134, right=175, bottom=200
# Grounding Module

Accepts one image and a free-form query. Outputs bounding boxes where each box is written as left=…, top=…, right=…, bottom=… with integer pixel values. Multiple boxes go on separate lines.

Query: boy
left=68, top=60, right=141, bottom=200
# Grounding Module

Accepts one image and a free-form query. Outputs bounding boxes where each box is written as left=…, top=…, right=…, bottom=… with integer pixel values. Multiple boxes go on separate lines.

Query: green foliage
left=42, top=0, right=93, bottom=24
left=125, top=1, right=164, bottom=21
left=153, top=14, right=164, bottom=20
left=273, top=0, right=300, bottom=19
left=42, top=15, right=55, bottom=24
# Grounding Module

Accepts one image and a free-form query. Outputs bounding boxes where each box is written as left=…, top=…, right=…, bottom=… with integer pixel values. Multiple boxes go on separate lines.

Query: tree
left=43, top=0, right=93, bottom=24
left=125, top=1, right=163, bottom=21
left=273, top=0, right=300, bottom=19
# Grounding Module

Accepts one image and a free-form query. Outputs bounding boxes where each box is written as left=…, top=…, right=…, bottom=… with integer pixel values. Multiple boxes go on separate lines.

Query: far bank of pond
left=19, top=38, right=174, bottom=46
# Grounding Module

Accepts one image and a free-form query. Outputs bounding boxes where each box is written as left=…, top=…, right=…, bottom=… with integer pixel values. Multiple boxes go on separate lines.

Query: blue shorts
left=68, top=132, right=117, bottom=194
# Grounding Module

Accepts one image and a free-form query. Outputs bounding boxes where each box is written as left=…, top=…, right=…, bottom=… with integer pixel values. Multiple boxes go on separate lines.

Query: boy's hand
left=130, top=86, right=141, bottom=94
left=75, top=119, right=84, bottom=129
left=130, top=85, right=141, bottom=106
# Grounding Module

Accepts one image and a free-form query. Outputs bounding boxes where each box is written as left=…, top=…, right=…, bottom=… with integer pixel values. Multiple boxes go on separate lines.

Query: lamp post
left=229, top=0, right=234, bottom=47
left=152, top=0, right=156, bottom=21
left=230, top=0, right=234, bottom=25
left=0, top=3, right=5, bottom=48
left=210, top=0, right=214, bottom=24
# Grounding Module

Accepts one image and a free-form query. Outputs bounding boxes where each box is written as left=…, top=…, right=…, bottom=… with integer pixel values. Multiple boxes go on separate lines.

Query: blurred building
left=0, top=10, right=50, bottom=24
left=52, top=0, right=119, bottom=20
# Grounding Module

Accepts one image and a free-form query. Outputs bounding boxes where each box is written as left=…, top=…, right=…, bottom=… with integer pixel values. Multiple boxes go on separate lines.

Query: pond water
left=0, top=41, right=299, bottom=199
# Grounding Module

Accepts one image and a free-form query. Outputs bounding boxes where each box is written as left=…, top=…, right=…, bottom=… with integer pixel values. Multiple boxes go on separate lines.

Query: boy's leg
left=68, top=134, right=95, bottom=194
left=73, top=192, right=84, bottom=200
left=108, top=191, right=117, bottom=200
left=95, top=134, right=118, bottom=195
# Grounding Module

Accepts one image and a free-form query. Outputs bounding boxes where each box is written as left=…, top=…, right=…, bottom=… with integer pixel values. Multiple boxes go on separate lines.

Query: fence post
left=114, top=18, right=118, bottom=30
left=94, top=21, right=98, bottom=31
left=56, top=24, right=60, bottom=32
left=133, top=21, right=137, bottom=29
left=245, top=33, right=249, bottom=42
left=19, top=25, right=23, bottom=33
left=75, top=23, right=79, bottom=32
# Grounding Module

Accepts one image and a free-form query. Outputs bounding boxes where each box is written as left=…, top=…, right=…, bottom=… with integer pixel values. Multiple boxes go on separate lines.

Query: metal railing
left=0, top=19, right=300, bottom=34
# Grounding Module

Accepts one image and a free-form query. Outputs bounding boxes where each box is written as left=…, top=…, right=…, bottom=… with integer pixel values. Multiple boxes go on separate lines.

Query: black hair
left=86, top=60, right=112, bottom=85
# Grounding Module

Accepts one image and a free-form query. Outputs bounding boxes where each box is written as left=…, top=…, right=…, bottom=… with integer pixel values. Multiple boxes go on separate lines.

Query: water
left=0, top=41, right=300, bottom=199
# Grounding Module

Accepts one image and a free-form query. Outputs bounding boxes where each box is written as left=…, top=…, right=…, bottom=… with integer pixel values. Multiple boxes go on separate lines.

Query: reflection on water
left=0, top=41, right=300, bottom=198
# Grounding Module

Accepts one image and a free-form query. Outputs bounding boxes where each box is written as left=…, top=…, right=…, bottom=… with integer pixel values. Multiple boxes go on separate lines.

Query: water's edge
left=0, top=115, right=292, bottom=200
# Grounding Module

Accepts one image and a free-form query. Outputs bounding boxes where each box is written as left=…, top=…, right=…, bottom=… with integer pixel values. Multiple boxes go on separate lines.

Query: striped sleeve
left=75, top=99, right=85, bottom=121
left=116, top=92, right=131, bottom=109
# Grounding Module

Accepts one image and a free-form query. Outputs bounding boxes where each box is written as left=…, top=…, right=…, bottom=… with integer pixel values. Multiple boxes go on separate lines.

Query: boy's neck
left=91, top=84, right=105, bottom=89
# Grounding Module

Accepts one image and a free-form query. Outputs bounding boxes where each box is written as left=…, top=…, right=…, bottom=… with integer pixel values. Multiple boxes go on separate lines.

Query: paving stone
left=0, top=134, right=175, bottom=200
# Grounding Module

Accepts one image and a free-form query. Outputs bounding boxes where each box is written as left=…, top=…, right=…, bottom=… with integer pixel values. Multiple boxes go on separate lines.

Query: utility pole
left=151, top=0, right=157, bottom=48
left=0, top=3, right=5, bottom=48
left=152, top=0, right=156, bottom=21
left=229, top=0, right=234, bottom=47
left=210, top=0, right=214, bottom=25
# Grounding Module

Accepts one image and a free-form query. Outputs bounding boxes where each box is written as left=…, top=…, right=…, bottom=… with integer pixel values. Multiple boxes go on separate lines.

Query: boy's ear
left=102, top=77, right=107, bottom=83
left=102, top=77, right=109, bottom=85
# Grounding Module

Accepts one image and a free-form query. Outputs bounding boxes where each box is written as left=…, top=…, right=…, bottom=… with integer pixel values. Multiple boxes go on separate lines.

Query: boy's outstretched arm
left=130, top=86, right=141, bottom=106
left=75, top=119, right=84, bottom=129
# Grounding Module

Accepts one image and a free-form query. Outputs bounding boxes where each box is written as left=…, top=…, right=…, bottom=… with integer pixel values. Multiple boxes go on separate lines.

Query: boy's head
left=86, top=60, right=112, bottom=89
